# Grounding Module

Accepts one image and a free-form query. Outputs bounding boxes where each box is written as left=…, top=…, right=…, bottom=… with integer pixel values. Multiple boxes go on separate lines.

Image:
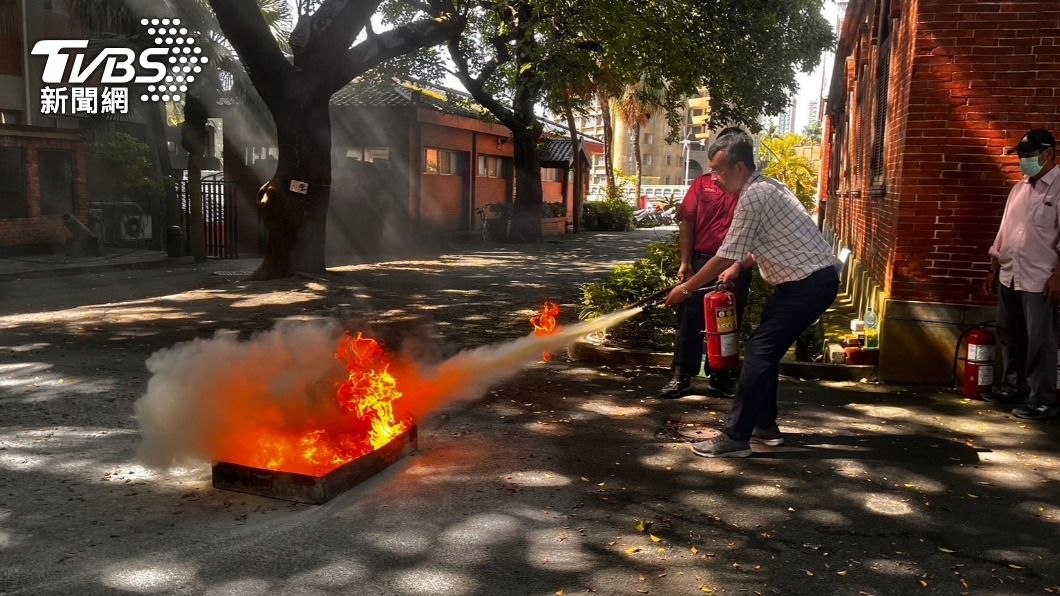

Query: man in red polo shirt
left=660, top=128, right=753, bottom=399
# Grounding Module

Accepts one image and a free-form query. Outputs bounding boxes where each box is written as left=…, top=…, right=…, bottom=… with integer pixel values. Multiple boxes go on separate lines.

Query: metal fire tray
left=212, top=426, right=418, bottom=504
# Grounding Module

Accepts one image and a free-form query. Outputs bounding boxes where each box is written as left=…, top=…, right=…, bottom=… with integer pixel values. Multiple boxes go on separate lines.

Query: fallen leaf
left=919, top=579, right=928, bottom=588
left=637, top=590, right=649, bottom=594
left=938, top=547, right=957, bottom=554
left=650, top=534, right=662, bottom=543
left=690, top=546, right=699, bottom=555
left=1007, top=563, right=1023, bottom=569
left=700, top=586, right=714, bottom=593
left=803, top=569, right=814, bottom=576
left=837, top=570, right=848, bottom=576
left=639, top=575, right=646, bottom=582
left=634, top=520, right=650, bottom=532
left=624, top=547, right=641, bottom=555
left=556, top=591, right=564, bottom=596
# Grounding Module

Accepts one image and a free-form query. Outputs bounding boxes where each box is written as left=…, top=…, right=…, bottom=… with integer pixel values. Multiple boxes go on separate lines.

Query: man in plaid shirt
left=664, top=130, right=840, bottom=457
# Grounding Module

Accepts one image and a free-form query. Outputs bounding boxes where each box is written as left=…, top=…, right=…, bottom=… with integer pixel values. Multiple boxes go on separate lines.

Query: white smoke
left=135, top=308, right=643, bottom=469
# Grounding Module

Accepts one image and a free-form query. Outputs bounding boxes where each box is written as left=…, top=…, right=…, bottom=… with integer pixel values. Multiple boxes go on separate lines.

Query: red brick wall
left=0, top=129, right=88, bottom=248
left=420, top=173, right=464, bottom=231
left=824, top=0, right=1060, bottom=306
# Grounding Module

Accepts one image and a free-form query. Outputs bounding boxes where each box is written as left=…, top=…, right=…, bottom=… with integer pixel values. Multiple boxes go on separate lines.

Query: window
left=594, top=155, right=604, bottom=166
left=425, top=147, right=459, bottom=175
left=0, top=147, right=27, bottom=219
left=477, top=155, right=504, bottom=178
left=644, top=154, right=653, bottom=167
left=542, top=167, right=563, bottom=182
left=645, top=133, right=654, bottom=145
left=666, top=154, right=672, bottom=167
left=42, top=0, right=68, bottom=14
left=346, top=147, right=390, bottom=162
left=871, top=11, right=894, bottom=190
left=665, top=176, right=671, bottom=185
left=39, top=150, right=74, bottom=215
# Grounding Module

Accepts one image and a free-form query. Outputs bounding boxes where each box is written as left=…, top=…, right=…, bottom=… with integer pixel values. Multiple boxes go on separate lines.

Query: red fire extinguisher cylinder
left=962, top=327, right=995, bottom=399
left=704, top=290, right=739, bottom=372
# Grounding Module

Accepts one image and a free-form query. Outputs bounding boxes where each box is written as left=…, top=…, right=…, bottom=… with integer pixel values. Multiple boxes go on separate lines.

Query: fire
left=226, top=332, right=411, bottom=476
left=530, top=300, right=561, bottom=361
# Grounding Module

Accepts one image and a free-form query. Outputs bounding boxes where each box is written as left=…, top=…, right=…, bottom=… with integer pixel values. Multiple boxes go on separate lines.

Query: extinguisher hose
left=950, top=320, right=996, bottom=389
left=627, top=282, right=721, bottom=310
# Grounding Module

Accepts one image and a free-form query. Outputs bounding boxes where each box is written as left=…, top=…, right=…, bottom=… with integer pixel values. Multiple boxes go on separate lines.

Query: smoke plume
left=135, top=308, right=642, bottom=469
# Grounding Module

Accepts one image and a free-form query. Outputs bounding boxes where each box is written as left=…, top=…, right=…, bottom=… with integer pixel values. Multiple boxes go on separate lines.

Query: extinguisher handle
left=627, top=282, right=722, bottom=310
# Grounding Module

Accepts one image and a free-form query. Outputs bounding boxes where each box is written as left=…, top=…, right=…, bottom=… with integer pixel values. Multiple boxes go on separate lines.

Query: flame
left=530, top=300, right=561, bottom=361
left=221, top=332, right=411, bottom=476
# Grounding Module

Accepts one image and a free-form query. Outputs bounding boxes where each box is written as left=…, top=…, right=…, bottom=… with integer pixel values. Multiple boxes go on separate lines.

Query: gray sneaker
left=751, top=425, right=785, bottom=446
left=691, top=433, right=752, bottom=458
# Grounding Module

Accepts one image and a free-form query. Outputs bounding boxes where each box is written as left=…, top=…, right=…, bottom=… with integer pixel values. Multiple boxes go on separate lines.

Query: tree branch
left=207, top=0, right=291, bottom=113
left=447, top=36, right=517, bottom=130
left=293, top=0, right=383, bottom=66
left=333, top=13, right=463, bottom=89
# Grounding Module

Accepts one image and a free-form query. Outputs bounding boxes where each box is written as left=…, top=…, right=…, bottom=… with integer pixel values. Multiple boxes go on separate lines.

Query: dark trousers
left=673, top=252, right=752, bottom=376
left=997, top=282, right=1059, bottom=406
left=724, top=266, right=839, bottom=441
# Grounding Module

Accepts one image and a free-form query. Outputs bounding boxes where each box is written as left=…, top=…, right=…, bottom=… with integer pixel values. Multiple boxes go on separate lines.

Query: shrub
left=581, top=234, right=823, bottom=361
left=581, top=233, right=681, bottom=349
left=583, top=195, right=634, bottom=231
left=542, top=201, right=567, bottom=218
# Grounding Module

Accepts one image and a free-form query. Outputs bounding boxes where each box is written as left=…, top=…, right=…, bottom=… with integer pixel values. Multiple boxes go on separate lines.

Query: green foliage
left=542, top=201, right=567, bottom=218
left=581, top=233, right=823, bottom=359
left=581, top=233, right=681, bottom=349
left=760, top=134, right=819, bottom=214
left=484, top=202, right=511, bottom=219
left=583, top=196, right=634, bottom=231
left=803, top=119, right=823, bottom=144
left=87, top=133, right=166, bottom=205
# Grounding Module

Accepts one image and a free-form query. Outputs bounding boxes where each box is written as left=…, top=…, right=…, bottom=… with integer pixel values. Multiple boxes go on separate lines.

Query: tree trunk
left=599, top=94, right=615, bottom=197
left=181, top=94, right=208, bottom=263
left=251, top=82, right=331, bottom=279
left=508, top=127, right=543, bottom=243
left=562, top=102, right=583, bottom=233
left=633, top=123, right=642, bottom=201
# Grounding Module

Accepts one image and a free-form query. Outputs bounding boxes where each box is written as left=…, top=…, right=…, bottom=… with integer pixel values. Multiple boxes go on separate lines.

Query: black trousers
left=724, top=266, right=838, bottom=441
left=997, top=281, right=1059, bottom=406
left=673, top=252, right=753, bottom=376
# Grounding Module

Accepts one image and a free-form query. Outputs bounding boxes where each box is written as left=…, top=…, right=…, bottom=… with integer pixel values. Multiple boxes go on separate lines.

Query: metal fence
left=175, top=179, right=238, bottom=259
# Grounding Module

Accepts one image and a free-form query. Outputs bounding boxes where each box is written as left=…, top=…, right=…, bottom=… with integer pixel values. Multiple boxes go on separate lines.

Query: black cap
left=1008, top=128, right=1056, bottom=155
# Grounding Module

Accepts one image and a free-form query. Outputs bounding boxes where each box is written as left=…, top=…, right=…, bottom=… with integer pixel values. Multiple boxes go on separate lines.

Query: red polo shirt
left=677, top=174, right=740, bottom=255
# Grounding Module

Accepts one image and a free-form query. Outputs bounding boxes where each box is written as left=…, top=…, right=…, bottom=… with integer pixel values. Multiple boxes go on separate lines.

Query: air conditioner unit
left=120, top=215, right=153, bottom=241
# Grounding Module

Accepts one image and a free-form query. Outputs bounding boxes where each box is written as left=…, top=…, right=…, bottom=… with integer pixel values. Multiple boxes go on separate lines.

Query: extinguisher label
left=720, top=333, right=738, bottom=357
left=968, top=344, right=994, bottom=362
left=715, top=308, right=736, bottom=334
left=978, top=364, right=994, bottom=387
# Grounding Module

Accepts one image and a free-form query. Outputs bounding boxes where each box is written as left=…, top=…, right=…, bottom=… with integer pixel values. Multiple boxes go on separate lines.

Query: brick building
left=222, top=80, right=592, bottom=258
left=0, top=0, right=162, bottom=253
left=821, top=0, right=1060, bottom=383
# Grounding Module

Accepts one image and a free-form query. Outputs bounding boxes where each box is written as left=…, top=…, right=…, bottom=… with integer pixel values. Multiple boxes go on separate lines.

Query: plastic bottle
left=864, top=306, right=879, bottom=350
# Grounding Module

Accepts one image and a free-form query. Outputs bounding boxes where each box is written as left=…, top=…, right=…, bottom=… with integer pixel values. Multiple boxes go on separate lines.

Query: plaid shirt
left=716, top=172, right=839, bottom=285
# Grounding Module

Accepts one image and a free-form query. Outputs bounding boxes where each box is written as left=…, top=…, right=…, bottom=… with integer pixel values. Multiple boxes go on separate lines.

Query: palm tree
left=616, top=80, right=665, bottom=201
left=761, top=134, right=818, bottom=213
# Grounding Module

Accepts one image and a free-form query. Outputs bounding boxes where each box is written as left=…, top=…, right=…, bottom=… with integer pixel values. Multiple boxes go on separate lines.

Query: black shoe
left=1012, top=404, right=1060, bottom=420
left=982, top=387, right=1028, bottom=404
left=659, top=374, right=692, bottom=399
left=707, top=373, right=737, bottom=398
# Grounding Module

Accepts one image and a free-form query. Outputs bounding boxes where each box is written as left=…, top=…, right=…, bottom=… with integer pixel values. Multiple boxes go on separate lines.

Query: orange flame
left=530, top=300, right=561, bottom=361
left=220, top=332, right=411, bottom=476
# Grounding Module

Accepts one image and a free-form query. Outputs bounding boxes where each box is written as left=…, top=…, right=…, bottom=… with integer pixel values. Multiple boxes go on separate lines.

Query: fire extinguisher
left=953, top=325, right=995, bottom=399
left=704, top=290, right=739, bottom=372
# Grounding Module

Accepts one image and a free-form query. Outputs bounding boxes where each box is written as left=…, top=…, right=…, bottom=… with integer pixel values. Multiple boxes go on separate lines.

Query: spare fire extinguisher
left=704, top=289, right=739, bottom=372
left=954, top=325, right=995, bottom=399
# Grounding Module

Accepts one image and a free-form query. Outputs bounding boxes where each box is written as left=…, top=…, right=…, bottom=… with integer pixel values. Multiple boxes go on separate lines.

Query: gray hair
left=708, top=130, right=756, bottom=171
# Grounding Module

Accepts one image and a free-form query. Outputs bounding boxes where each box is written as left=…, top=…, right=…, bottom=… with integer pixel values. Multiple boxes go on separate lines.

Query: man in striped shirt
left=664, top=130, right=840, bottom=457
